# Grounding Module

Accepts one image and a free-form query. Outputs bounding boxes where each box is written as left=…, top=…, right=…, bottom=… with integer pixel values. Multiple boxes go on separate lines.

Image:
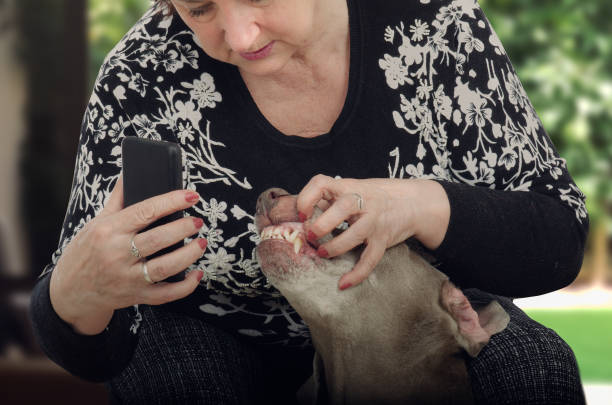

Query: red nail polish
left=185, top=191, right=200, bottom=203
left=298, top=212, right=307, bottom=222
left=192, top=217, right=204, bottom=228
left=196, top=271, right=204, bottom=282
left=339, top=282, right=353, bottom=291
left=198, top=238, right=208, bottom=250
left=307, top=231, right=318, bottom=242
left=317, top=247, right=329, bottom=258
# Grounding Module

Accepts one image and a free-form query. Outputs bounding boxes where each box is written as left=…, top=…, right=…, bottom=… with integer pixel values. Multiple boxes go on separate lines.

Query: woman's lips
left=239, top=41, right=275, bottom=61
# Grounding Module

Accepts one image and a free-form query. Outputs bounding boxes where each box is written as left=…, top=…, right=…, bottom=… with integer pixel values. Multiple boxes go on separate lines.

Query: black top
left=31, top=0, right=588, bottom=382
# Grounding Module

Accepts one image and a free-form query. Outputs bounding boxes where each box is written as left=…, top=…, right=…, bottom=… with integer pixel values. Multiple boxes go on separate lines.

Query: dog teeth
left=261, top=226, right=304, bottom=252
left=293, top=238, right=302, bottom=254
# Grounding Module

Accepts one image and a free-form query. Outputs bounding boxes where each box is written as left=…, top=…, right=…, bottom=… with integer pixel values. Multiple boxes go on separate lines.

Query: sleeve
left=30, top=274, right=141, bottom=382
left=426, top=0, right=588, bottom=297
left=29, top=37, right=145, bottom=381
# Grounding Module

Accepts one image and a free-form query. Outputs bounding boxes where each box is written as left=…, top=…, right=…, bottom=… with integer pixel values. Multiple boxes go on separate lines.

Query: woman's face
left=171, top=0, right=326, bottom=77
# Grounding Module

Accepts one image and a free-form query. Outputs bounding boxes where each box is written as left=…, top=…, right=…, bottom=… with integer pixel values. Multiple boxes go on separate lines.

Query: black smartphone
left=121, top=137, right=185, bottom=282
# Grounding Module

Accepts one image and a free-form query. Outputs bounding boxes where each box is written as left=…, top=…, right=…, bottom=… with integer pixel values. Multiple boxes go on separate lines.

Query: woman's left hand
left=297, top=175, right=450, bottom=290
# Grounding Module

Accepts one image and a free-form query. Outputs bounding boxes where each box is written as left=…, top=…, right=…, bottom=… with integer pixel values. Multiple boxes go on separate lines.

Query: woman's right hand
left=49, top=176, right=207, bottom=336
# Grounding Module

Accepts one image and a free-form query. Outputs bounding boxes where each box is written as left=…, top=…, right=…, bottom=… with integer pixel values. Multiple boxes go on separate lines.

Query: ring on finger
left=352, top=193, right=364, bottom=211
left=142, top=260, right=154, bottom=284
left=130, top=237, right=141, bottom=258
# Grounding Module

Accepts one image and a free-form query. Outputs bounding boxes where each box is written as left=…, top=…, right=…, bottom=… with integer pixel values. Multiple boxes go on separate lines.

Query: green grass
left=525, top=309, right=612, bottom=383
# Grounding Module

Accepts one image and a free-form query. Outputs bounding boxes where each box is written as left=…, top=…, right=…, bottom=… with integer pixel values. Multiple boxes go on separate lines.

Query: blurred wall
left=9, top=0, right=87, bottom=281
left=0, top=0, right=28, bottom=277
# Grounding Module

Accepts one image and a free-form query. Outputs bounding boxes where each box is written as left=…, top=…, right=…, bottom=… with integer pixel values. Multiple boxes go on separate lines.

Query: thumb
left=100, top=174, right=124, bottom=215
left=338, top=242, right=385, bottom=291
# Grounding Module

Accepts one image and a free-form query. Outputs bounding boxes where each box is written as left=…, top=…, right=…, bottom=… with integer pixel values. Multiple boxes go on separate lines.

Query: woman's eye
left=188, top=6, right=211, bottom=18
left=188, top=3, right=214, bottom=19
left=187, top=0, right=268, bottom=20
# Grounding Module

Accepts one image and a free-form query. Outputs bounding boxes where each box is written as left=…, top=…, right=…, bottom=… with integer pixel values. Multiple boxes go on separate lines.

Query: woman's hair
left=153, top=0, right=175, bottom=15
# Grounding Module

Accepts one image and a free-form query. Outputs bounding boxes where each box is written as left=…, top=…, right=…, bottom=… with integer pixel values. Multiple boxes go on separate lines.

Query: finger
left=316, top=216, right=371, bottom=258
left=134, top=237, right=207, bottom=284
left=119, top=189, right=200, bottom=233
left=338, top=242, right=386, bottom=290
left=142, top=269, right=204, bottom=306
left=100, top=175, right=124, bottom=216
left=133, top=216, right=204, bottom=258
left=307, top=193, right=364, bottom=245
left=296, top=174, right=338, bottom=220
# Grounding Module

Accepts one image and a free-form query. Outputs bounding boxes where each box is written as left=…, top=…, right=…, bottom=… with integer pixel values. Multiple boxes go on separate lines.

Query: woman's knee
left=465, top=292, right=585, bottom=404
left=109, top=307, right=265, bottom=404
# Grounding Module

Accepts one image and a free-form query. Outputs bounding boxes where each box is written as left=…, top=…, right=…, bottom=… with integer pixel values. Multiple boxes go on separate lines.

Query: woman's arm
left=29, top=18, right=204, bottom=379
left=433, top=181, right=587, bottom=297
left=30, top=274, right=140, bottom=382
left=428, top=1, right=588, bottom=297
left=298, top=0, right=588, bottom=296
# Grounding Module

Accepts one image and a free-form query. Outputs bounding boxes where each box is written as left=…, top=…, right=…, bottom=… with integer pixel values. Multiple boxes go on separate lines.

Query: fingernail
left=307, top=231, right=318, bottom=242
left=339, top=282, right=353, bottom=291
left=298, top=212, right=307, bottom=222
left=185, top=191, right=200, bottom=203
left=196, top=271, right=204, bottom=282
left=198, top=238, right=207, bottom=250
left=317, top=247, right=329, bottom=258
left=192, top=217, right=204, bottom=228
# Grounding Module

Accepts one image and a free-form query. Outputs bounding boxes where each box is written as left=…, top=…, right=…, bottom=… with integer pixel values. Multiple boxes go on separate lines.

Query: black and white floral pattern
left=380, top=0, right=586, bottom=224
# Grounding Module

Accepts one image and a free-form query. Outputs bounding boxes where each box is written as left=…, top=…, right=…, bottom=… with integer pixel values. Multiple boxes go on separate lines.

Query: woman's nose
left=219, top=6, right=260, bottom=53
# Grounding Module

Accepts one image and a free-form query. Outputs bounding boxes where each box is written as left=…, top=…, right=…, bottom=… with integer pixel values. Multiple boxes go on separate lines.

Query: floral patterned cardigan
left=31, top=0, right=588, bottom=381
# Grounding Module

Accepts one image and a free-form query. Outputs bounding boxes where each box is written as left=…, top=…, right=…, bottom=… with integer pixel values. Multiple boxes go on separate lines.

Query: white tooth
left=293, top=238, right=302, bottom=254
left=273, top=228, right=282, bottom=235
left=288, top=230, right=299, bottom=242
left=283, top=229, right=291, bottom=240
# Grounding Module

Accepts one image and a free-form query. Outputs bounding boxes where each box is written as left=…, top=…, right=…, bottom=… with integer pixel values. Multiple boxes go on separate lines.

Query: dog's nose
left=267, top=188, right=290, bottom=201
left=256, top=187, right=289, bottom=217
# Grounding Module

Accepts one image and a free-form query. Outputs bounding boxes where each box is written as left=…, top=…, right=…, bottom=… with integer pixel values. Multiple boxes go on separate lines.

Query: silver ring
left=142, top=260, right=154, bottom=284
left=130, top=237, right=141, bottom=258
left=352, top=193, right=364, bottom=211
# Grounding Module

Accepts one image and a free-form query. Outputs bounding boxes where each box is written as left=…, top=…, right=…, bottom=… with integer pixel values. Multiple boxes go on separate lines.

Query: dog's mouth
left=258, top=222, right=319, bottom=256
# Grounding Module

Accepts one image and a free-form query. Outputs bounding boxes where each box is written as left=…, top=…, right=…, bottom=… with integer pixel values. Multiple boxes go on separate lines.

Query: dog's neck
left=277, top=244, right=472, bottom=404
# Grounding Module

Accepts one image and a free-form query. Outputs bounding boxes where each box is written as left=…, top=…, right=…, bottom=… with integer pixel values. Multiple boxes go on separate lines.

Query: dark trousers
left=108, top=291, right=585, bottom=405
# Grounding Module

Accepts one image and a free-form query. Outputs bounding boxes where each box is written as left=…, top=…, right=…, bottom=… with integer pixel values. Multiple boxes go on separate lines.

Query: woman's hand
left=49, top=176, right=207, bottom=336
left=297, top=175, right=450, bottom=290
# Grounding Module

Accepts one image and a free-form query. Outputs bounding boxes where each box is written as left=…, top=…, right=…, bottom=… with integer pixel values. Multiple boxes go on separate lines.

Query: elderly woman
left=31, top=0, right=587, bottom=403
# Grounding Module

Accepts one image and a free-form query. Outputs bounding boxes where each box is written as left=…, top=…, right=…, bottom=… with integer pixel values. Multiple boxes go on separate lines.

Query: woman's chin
left=236, top=51, right=293, bottom=78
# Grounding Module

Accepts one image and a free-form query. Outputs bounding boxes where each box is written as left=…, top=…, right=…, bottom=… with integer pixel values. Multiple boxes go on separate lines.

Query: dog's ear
left=441, top=280, right=510, bottom=357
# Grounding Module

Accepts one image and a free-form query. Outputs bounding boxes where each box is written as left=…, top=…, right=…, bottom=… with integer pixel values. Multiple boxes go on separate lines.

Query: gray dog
left=255, top=188, right=509, bottom=405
